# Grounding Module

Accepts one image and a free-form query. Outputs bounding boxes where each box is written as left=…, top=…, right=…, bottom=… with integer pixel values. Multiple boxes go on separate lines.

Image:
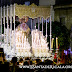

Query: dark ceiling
left=55, top=0, right=72, bottom=5
left=0, top=0, right=72, bottom=7
left=0, top=0, right=39, bottom=6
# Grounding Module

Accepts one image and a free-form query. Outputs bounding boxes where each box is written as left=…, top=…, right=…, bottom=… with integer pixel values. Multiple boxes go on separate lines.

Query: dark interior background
left=0, top=0, right=39, bottom=6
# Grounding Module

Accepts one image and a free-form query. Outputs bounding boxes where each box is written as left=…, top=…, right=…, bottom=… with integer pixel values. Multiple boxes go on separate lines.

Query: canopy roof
left=0, top=3, right=51, bottom=24
left=15, top=3, right=50, bottom=19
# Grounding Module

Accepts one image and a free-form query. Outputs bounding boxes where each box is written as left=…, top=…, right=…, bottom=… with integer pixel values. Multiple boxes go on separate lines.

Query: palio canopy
left=0, top=3, right=51, bottom=24
left=15, top=3, right=50, bottom=19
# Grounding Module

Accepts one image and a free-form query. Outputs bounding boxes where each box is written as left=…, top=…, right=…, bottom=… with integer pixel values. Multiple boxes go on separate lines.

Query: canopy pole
left=1, top=0, right=2, bottom=42
left=31, top=18, right=33, bottom=54
left=7, top=5, right=9, bottom=49
left=10, top=4, right=12, bottom=50
left=38, top=17, right=40, bottom=30
left=31, top=18, right=32, bottom=31
left=3, top=6, right=5, bottom=47
left=34, top=18, right=36, bottom=29
left=42, top=17, right=43, bottom=34
left=50, top=6, right=52, bottom=51
left=46, top=18, right=47, bottom=40
left=14, top=3, right=16, bottom=56
left=50, top=15, right=52, bottom=51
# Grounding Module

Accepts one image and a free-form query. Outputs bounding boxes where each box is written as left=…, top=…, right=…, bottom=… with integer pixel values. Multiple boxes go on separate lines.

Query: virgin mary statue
left=11, top=16, right=31, bottom=49
left=16, top=16, right=30, bottom=36
left=14, top=16, right=32, bottom=57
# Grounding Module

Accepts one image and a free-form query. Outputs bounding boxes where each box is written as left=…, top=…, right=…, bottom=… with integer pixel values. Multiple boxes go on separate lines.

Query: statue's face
left=21, top=18, right=25, bottom=23
left=19, top=16, right=29, bottom=23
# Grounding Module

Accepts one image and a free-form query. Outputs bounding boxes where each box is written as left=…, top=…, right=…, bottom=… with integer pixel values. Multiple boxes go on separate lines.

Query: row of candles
left=0, top=4, right=15, bottom=53
left=15, top=30, right=58, bottom=58
left=16, top=34, right=30, bottom=49
left=13, top=30, right=58, bottom=52
left=51, top=37, right=58, bottom=49
left=1, top=14, right=50, bottom=56
left=0, top=10, right=58, bottom=56
left=3, top=29, right=58, bottom=51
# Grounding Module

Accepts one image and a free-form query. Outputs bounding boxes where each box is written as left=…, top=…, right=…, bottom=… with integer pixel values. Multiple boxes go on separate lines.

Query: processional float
left=0, top=2, right=58, bottom=61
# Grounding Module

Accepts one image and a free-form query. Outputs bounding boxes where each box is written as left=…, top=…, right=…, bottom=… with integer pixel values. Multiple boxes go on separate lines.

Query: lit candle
left=32, top=33, right=33, bottom=47
left=22, top=36, right=23, bottom=48
left=10, top=4, right=12, bottom=50
left=23, top=33, right=24, bottom=36
left=51, top=38, right=54, bottom=49
left=7, top=5, right=8, bottom=48
left=27, top=38, right=28, bottom=42
left=25, top=36, right=26, bottom=42
left=24, top=36, right=26, bottom=49
left=24, top=41, right=25, bottom=49
left=56, top=37, right=58, bottom=49
left=19, top=36, right=20, bottom=42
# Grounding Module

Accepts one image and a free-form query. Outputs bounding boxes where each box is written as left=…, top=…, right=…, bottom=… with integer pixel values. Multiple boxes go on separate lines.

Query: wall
left=54, top=8, right=72, bottom=30
left=39, top=0, right=55, bottom=6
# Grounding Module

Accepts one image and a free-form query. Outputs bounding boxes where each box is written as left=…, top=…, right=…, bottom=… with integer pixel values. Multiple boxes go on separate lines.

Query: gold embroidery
left=15, top=3, right=50, bottom=19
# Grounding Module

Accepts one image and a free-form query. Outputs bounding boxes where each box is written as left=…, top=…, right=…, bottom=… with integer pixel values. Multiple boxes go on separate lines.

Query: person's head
left=24, top=61, right=29, bottom=65
left=30, top=61, right=32, bottom=65
left=19, top=58, right=23, bottom=63
left=12, top=57, right=17, bottom=65
left=36, top=59, right=41, bottom=65
left=19, top=16, right=29, bottom=23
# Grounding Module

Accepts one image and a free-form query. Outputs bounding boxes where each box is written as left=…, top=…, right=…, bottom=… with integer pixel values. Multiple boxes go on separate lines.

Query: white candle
left=42, top=17, right=43, bottom=34
left=27, top=38, right=28, bottom=42
left=10, top=4, right=12, bottom=50
left=46, top=18, right=47, bottom=40
left=56, top=37, right=58, bottom=49
left=25, top=36, right=26, bottom=41
left=1, top=0, right=2, bottom=42
left=32, top=33, right=33, bottom=47
left=22, top=36, right=23, bottom=48
left=7, top=5, right=8, bottom=48
left=24, top=41, right=25, bottom=49
left=24, top=36, right=26, bottom=49
left=23, top=33, right=24, bottom=37
left=39, top=39, right=40, bottom=45
left=19, top=36, right=20, bottom=42
left=37, top=39, right=38, bottom=45
left=51, top=38, right=54, bottom=49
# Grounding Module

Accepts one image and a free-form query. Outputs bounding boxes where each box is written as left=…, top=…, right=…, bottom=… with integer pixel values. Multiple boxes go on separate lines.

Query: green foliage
left=52, top=21, right=70, bottom=50
left=36, top=21, right=70, bottom=51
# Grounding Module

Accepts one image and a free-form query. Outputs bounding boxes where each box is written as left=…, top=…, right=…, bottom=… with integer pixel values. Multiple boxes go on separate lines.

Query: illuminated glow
left=1, top=27, right=54, bottom=61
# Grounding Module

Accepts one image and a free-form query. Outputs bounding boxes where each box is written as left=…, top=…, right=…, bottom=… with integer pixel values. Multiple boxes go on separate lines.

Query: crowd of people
left=0, top=47, right=72, bottom=72
left=0, top=56, right=72, bottom=72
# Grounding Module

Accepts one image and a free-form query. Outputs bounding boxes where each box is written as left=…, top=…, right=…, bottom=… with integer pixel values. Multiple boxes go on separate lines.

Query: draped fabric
left=16, top=23, right=30, bottom=34
left=15, top=3, right=50, bottom=19
left=0, top=3, right=50, bottom=24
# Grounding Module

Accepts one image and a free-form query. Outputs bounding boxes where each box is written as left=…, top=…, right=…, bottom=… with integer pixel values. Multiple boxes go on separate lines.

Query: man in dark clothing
left=10, top=57, right=19, bottom=72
